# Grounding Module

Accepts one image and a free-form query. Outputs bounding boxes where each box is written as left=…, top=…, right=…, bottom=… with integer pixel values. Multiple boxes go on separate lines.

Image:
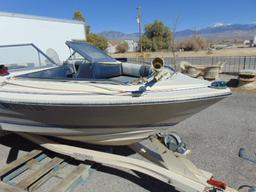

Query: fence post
left=243, top=56, right=246, bottom=69
left=254, top=57, right=256, bottom=69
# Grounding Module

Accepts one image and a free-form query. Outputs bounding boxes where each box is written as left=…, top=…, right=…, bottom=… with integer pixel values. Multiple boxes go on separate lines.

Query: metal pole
left=137, top=6, right=142, bottom=52
left=243, top=56, right=246, bottom=69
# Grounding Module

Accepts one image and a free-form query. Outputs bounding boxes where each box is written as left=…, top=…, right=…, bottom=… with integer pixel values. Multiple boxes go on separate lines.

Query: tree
left=73, top=11, right=85, bottom=22
left=85, top=25, right=91, bottom=35
left=177, top=36, right=208, bottom=51
left=141, top=37, right=153, bottom=51
left=87, top=33, right=108, bottom=50
left=73, top=10, right=90, bottom=36
left=116, top=41, right=129, bottom=53
left=169, top=16, right=180, bottom=68
left=72, top=11, right=107, bottom=50
left=141, top=20, right=172, bottom=52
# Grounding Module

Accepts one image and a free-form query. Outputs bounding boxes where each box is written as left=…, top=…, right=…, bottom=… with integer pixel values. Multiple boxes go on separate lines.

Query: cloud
left=213, top=22, right=231, bottom=27
left=213, top=22, right=225, bottom=27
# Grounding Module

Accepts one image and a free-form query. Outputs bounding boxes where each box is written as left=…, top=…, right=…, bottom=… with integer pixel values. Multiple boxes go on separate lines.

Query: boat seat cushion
left=76, top=62, right=152, bottom=79
left=92, top=63, right=122, bottom=78
left=76, top=63, right=122, bottom=79
left=75, top=62, right=92, bottom=79
left=121, top=63, right=152, bottom=77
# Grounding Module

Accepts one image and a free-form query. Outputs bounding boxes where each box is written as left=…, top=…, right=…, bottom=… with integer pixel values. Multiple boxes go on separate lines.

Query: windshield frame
left=0, top=43, right=58, bottom=68
left=66, top=41, right=118, bottom=63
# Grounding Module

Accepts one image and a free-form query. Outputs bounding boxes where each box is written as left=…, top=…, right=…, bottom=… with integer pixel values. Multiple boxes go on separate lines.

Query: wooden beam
left=49, top=164, right=91, bottom=192
left=2, top=158, right=39, bottom=183
left=28, top=162, right=68, bottom=192
left=16, top=157, right=64, bottom=190
left=0, top=150, right=42, bottom=179
left=0, top=181, right=26, bottom=192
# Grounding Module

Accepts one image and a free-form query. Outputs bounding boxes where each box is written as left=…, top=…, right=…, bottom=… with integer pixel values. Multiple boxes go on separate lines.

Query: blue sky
left=0, top=0, right=255, bottom=33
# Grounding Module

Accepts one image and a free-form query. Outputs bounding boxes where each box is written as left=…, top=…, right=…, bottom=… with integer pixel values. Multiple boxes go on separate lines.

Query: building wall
left=106, top=42, right=117, bottom=54
left=0, top=12, right=85, bottom=62
left=123, top=40, right=138, bottom=52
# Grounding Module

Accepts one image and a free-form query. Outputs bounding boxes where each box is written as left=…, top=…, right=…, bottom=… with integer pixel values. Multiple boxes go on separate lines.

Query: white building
left=243, top=40, right=254, bottom=47
left=106, top=41, right=118, bottom=54
left=123, top=40, right=138, bottom=52
left=106, top=40, right=138, bottom=54
left=254, top=35, right=256, bottom=46
left=0, top=12, right=86, bottom=61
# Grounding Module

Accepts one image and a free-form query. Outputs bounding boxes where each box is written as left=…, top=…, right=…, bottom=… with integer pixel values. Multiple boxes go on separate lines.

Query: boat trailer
left=0, top=132, right=240, bottom=192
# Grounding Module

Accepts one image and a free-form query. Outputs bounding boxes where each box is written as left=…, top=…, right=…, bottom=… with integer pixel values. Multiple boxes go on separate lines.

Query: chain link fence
left=127, top=56, right=256, bottom=74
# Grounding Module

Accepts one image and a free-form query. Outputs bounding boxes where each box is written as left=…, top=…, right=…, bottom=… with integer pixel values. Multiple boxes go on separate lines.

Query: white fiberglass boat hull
left=0, top=75, right=230, bottom=145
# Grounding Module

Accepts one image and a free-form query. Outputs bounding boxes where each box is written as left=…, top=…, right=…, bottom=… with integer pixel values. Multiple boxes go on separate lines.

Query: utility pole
left=193, top=26, right=198, bottom=38
left=137, top=6, right=142, bottom=52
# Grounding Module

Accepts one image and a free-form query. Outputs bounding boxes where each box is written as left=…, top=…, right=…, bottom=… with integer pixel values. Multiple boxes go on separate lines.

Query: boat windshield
left=66, top=41, right=118, bottom=63
left=0, top=44, right=57, bottom=71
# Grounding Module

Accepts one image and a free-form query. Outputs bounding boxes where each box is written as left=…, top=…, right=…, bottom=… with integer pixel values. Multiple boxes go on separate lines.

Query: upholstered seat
left=92, top=63, right=122, bottom=79
left=75, top=63, right=92, bottom=79
left=121, top=63, right=152, bottom=77
left=76, top=62, right=152, bottom=79
left=76, top=63, right=122, bottom=79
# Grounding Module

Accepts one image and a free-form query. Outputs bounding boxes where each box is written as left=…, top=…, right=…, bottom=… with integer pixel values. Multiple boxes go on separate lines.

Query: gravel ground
left=0, top=91, right=255, bottom=192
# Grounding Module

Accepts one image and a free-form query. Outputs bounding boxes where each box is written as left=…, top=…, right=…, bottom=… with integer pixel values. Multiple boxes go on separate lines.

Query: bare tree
left=169, top=16, right=180, bottom=70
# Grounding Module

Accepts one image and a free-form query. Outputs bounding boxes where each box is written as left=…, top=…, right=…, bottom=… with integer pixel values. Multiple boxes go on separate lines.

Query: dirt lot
left=112, top=47, right=256, bottom=58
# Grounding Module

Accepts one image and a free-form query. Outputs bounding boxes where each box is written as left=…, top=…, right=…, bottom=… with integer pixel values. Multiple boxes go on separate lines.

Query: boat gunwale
left=0, top=92, right=231, bottom=107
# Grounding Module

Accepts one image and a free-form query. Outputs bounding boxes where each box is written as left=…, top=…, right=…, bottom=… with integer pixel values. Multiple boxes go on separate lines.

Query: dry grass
left=112, top=47, right=256, bottom=58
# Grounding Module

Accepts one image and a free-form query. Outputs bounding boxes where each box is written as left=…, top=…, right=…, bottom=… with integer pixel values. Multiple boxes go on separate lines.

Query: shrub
left=178, top=37, right=208, bottom=51
left=116, top=42, right=129, bottom=53
left=87, top=33, right=108, bottom=50
left=141, top=37, right=152, bottom=51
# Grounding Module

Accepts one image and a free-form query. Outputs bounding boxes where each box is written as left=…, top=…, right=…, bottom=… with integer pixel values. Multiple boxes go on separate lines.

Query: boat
left=0, top=41, right=231, bottom=145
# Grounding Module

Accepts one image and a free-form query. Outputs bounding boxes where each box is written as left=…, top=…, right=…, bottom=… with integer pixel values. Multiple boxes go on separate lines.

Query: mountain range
left=98, top=24, right=256, bottom=41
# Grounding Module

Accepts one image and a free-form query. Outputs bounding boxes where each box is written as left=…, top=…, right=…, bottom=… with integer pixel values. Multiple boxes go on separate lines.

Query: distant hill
left=98, top=24, right=256, bottom=41
left=176, top=24, right=256, bottom=40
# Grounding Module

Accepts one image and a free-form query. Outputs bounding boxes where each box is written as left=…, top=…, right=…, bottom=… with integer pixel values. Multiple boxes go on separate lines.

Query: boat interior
left=1, top=42, right=174, bottom=84
left=19, top=62, right=154, bottom=84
